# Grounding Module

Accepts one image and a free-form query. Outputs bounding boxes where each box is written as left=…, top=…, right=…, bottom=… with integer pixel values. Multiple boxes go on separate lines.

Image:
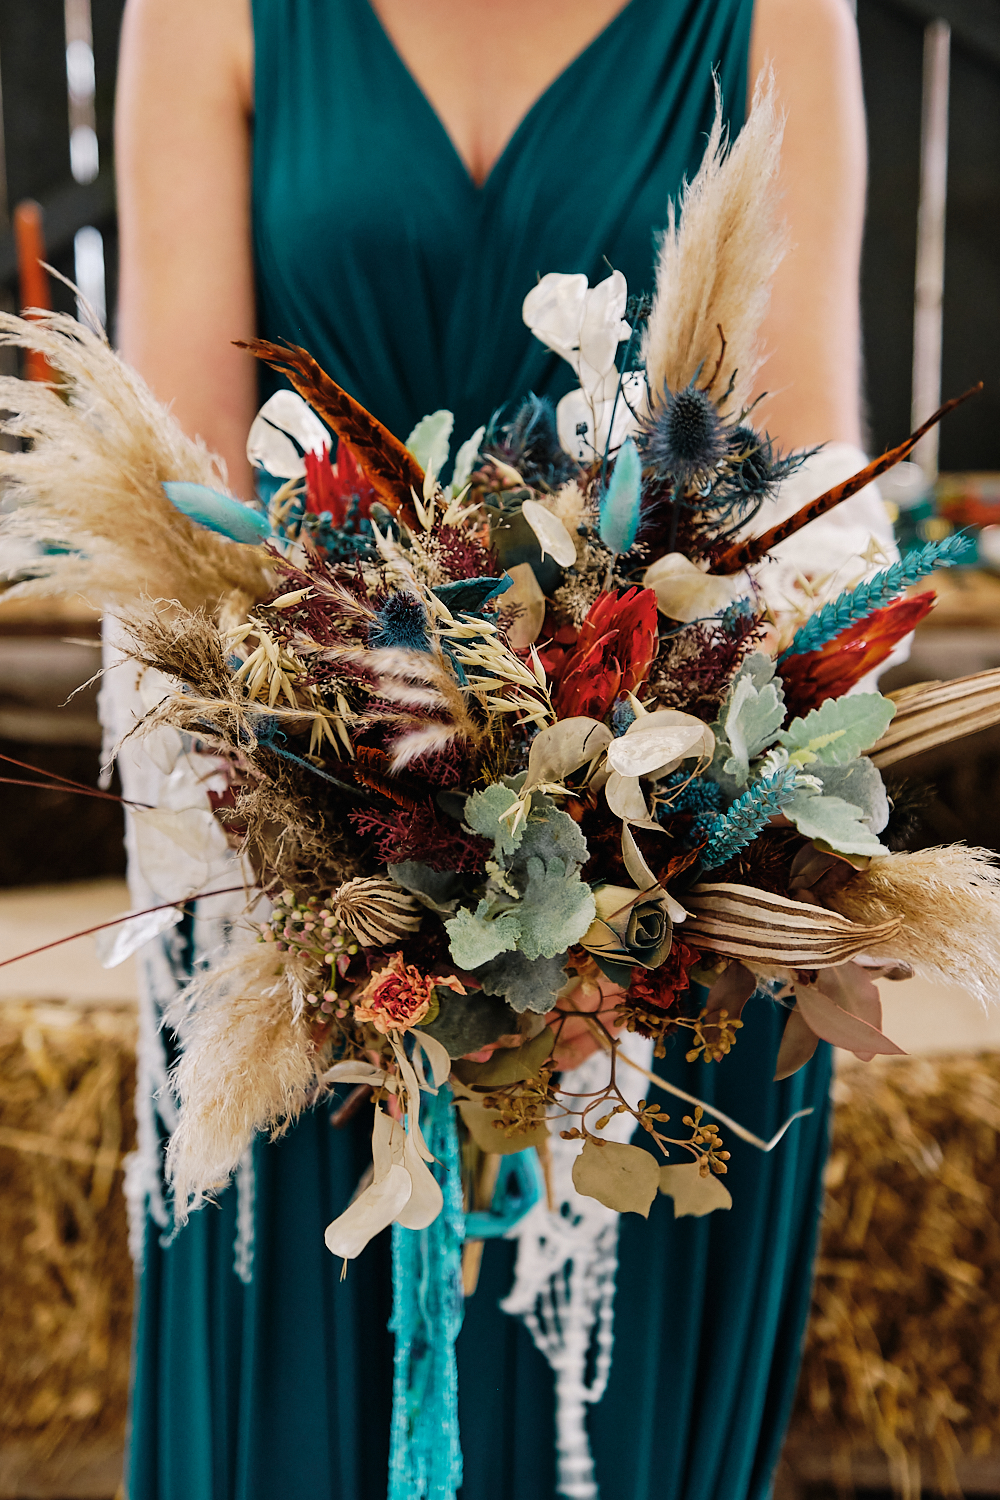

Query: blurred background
left=0, top=1, right=999, bottom=1497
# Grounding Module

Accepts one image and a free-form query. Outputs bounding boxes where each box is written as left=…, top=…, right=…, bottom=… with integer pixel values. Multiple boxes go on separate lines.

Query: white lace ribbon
left=501, top=1029, right=654, bottom=1500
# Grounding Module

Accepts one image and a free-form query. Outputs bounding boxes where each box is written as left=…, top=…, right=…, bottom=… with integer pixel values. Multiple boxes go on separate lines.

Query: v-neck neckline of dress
left=359, top=0, right=643, bottom=194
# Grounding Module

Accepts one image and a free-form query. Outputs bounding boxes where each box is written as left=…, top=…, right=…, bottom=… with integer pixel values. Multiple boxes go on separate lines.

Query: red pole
left=13, top=199, right=53, bottom=382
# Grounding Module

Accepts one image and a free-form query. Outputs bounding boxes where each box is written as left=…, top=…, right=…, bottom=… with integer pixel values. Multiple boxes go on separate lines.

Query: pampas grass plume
left=0, top=311, right=273, bottom=615
left=829, top=845, right=1000, bottom=1007
left=642, top=73, right=787, bottom=416
left=165, top=940, right=323, bottom=1217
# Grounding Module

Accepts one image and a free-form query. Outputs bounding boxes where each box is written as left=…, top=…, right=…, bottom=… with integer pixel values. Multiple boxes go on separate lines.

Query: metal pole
left=911, top=19, right=951, bottom=481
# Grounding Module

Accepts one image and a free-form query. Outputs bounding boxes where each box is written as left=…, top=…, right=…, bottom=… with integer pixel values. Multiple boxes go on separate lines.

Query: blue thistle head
left=640, top=379, right=728, bottom=486
left=368, top=591, right=431, bottom=652
left=484, top=393, right=578, bottom=488
left=720, top=427, right=809, bottom=502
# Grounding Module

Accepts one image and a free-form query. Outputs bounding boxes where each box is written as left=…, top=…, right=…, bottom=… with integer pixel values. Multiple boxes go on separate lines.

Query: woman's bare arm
left=115, top=0, right=257, bottom=496
left=750, top=0, right=868, bottom=450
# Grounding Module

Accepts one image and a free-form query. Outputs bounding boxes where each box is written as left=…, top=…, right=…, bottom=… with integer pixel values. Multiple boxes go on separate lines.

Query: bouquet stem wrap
left=389, top=1084, right=466, bottom=1500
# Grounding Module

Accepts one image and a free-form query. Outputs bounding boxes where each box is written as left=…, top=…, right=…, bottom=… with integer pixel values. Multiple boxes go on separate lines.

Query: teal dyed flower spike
left=162, top=481, right=272, bottom=546
left=598, top=436, right=642, bottom=556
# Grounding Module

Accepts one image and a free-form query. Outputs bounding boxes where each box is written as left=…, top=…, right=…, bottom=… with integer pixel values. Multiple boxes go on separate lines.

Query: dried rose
left=354, top=952, right=465, bottom=1036
left=579, top=883, right=674, bottom=988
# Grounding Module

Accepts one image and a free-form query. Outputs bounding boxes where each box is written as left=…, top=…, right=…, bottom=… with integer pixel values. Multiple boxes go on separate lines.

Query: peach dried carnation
left=354, top=952, right=464, bottom=1035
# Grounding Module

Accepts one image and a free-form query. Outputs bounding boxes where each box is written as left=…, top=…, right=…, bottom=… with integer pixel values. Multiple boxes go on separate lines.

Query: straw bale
left=792, top=1052, right=1000, bottom=1496
left=0, top=998, right=135, bottom=1487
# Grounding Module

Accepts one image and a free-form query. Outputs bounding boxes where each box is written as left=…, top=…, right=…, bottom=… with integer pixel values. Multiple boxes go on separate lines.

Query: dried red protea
left=780, top=591, right=935, bottom=719
left=304, top=439, right=377, bottom=526
left=551, top=587, right=658, bottom=721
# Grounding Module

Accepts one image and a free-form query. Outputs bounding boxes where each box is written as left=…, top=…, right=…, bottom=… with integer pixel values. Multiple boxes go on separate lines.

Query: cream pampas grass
left=0, top=311, right=273, bottom=616
left=642, top=74, right=787, bottom=415
left=828, top=846, right=1000, bottom=1007
left=165, top=940, right=326, bottom=1217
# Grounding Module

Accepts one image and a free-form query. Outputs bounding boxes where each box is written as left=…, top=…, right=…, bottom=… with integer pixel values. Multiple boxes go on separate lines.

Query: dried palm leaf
left=241, top=339, right=423, bottom=523
left=331, top=877, right=422, bottom=946
left=870, top=667, right=1000, bottom=767
left=0, top=312, right=273, bottom=614
left=683, top=882, right=901, bottom=967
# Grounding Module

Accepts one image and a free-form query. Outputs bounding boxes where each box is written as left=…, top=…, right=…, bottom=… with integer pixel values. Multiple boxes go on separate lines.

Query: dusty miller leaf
left=777, top=694, right=896, bottom=766
left=475, top=948, right=569, bottom=1013
left=659, top=1162, right=733, bottom=1217
left=512, top=801, right=589, bottom=879
left=420, top=989, right=517, bottom=1058
left=445, top=900, right=521, bottom=969
left=716, top=653, right=786, bottom=785
left=517, top=856, right=597, bottom=960
left=783, top=788, right=889, bottom=857
left=571, top=1139, right=660, bottom=1216
left=807, top=758, right=890, bottom=833
left=463, top=783, right=524, bottom=858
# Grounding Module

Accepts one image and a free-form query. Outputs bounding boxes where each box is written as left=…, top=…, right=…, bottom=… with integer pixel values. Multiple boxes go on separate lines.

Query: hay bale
left=791, top=1052, right=1000, bottom=1496
left=0, top=999, right=135, bottom=1497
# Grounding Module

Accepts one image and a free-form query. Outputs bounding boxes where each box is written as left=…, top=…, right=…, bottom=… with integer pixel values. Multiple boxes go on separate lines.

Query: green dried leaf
left=420, top=989, right=518, bottom=1058
left=659, top=1162, right=733, bottom=1217
left=405, top=408, right=453, bottom=476
left=777, top=694, right=896, bottom=767
left=517, top=856, right=597, bottom=960
left=476, top=949, right=569, bottom=1014
left=454, top=1026, right=555, bottom=1086
left=445, top=900, right=521, bottom=969
left=571, top=1138, right=660, bottom=1216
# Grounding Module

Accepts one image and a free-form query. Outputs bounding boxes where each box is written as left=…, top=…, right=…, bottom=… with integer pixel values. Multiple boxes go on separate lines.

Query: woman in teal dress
left=114, top=0, right=872, bottom=1494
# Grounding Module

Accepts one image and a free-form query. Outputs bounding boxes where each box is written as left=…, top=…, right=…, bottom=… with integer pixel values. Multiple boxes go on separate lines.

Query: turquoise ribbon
left=388, top=1084, right=465, bottom=1500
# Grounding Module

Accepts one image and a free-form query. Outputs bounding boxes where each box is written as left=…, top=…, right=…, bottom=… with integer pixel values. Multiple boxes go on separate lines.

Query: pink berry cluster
left=258, top=890, right=359, bottom=1015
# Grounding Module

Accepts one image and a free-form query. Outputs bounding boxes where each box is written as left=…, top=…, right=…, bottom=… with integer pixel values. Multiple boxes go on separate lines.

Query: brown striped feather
left=709, top=384, right=982, bottom=575
left=238, top=339, right=423, bottom=525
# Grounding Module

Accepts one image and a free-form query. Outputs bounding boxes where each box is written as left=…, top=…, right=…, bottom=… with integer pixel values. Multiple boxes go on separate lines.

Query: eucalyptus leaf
left=458, top=1098, right=549, bottom=1154
left=777, top=694, right=897, bottom=766
left=571, top=1138, right=660, bottom=1216
left=452, top=424, right=485, bottom=489
left=453, top=1025, right=555, bottom=1087
left=659, top=1162, right=733, bottom=1217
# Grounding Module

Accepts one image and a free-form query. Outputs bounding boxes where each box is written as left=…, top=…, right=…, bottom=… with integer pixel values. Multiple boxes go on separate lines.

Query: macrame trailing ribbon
left=388, top=1083, right=465, bottom=1500
left=501, top=1030, right=654, bottom=1500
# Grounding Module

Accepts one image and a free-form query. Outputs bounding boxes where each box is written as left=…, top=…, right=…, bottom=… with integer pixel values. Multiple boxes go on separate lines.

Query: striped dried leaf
left=869, top=667, right=1000, bottom=767
left=331, top=877, right=422, bottom=947
left=682, top=882, right=902, bottom=968
left=241, top=339, right=423, bottom=523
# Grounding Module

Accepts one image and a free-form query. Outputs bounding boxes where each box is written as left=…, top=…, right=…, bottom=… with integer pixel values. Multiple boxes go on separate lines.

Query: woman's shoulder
left=119, top=0, right=253, bottom=115
left=751, top=0, right=860, bottom=76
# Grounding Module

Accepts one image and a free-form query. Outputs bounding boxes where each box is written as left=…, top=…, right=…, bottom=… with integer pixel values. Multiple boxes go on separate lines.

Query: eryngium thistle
left=641, top=379, right=727, bottom=486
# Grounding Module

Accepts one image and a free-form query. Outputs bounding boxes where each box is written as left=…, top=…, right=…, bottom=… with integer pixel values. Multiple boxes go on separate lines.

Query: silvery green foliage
left=475, top=950, right=570, bottom=1015
left=445, top=788, right=595, bottom=972
left=709, top=652, right=786, bottom=788
left=777, top=694, right=896, bottom=766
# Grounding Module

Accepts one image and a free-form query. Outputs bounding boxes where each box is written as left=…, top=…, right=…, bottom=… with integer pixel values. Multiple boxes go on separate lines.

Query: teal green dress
left=127, top=1, right=834, bottom=1495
